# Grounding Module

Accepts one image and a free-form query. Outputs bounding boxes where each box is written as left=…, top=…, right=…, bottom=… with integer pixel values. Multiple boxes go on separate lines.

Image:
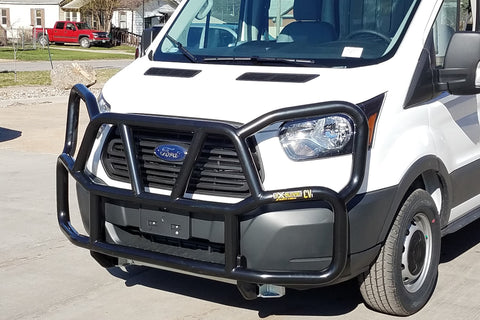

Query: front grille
left=102, top=127, right=263, bottom=198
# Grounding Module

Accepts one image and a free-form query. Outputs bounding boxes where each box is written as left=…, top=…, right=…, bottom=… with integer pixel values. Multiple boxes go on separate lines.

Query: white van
left=57, top=0, right=480, bottom=315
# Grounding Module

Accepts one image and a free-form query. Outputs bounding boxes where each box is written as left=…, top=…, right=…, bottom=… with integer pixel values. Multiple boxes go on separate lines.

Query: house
left=0, top=0, right=180, bottom=45
left=59, top=0, right=178, bottom=36
left=59, top=0, right=86, bottom=22
left=0, top=0, right=61, bottom=29
left=0, top=0, right=61, bottom=40
left=111, top=0, right=179, bottom=36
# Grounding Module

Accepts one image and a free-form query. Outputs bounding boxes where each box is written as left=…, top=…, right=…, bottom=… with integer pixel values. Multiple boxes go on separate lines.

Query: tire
left=79, top=37, right=91, bottom=48
left=358, top=189, right=441, bottom=316
left=38, top=34, right=48, bottom=47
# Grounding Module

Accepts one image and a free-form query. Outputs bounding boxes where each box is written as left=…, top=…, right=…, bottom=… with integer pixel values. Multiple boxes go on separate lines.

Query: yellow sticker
left=273, top=189, right=314, bottom=201
left=303, top=189, right=313, bottom=199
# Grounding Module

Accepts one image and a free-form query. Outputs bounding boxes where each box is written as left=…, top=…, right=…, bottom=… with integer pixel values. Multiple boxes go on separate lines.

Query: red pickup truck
left=34, top=21, right=109, bottom=48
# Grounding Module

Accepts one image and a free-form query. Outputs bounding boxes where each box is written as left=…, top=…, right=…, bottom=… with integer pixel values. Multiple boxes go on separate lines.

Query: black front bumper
left=57, top=84, right=369, bottom=286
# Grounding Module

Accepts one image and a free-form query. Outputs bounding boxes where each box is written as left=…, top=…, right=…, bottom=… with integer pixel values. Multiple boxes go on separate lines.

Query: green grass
left=0, top=45, right=134, bottom=61
left=0, top=44, right=127, bottom=87
left=0, top=70, right=51, bottom=87
left=96, top=68, right=120, bottom=83
left=0, top=68, right=120, bottom=88
left=80, top=45, right=136, bottom=53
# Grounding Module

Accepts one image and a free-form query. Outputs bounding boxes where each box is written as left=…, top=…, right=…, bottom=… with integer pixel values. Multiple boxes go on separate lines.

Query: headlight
left=97, top=92, right=111, bottom=113
left=96, top=92, right=111, bottom=138
left=279, top=115, right=353, bottom=161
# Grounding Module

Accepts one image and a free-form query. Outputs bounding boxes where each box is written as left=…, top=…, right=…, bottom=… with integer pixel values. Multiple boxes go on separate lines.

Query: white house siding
left=112, top=9, right=141, bottom=35
left=0, top=0, right=60, bottom=39
left=0, top=1, right=60, bottom=29
left=111, top=0, right=178, bottom=35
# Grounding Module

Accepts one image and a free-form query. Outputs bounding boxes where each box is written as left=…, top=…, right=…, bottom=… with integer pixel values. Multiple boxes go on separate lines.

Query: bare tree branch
left=81, top=0, right=120, bottom=32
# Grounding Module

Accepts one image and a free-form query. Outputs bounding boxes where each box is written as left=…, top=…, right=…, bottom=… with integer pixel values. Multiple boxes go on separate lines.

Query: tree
left=117, top=0, right=143, bottom=10
left=81, top=0, right=120, bottom=32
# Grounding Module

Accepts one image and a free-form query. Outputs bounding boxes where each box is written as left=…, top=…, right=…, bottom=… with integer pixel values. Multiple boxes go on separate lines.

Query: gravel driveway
left=0, top=59, right=132, bottom=103
left=0, top=59, right=132, bottom=72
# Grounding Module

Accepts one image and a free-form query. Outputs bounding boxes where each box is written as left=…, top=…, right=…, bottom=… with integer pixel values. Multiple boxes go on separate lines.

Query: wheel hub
left=401, top=212, right=433, bottom=293
left=407, top=230, right=426, bottom=276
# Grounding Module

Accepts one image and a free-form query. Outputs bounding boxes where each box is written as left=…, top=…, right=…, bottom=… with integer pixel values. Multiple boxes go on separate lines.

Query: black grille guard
left=57, top=84, right=369, bottom=286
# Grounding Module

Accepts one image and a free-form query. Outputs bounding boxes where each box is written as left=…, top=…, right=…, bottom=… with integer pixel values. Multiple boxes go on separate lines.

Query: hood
left=102, top=58, right=392, bottom=124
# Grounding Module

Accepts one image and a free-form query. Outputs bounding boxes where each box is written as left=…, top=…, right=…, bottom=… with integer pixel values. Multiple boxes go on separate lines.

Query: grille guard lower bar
left=57, top=84, right=369, bottom=286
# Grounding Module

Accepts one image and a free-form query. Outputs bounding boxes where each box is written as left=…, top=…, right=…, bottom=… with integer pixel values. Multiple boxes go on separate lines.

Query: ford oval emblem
left=154, top=144, right=187, bottom=162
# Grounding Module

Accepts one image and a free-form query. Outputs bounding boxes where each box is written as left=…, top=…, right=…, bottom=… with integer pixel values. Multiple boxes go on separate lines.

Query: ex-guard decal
left=273, top=189, right=314, bottom=201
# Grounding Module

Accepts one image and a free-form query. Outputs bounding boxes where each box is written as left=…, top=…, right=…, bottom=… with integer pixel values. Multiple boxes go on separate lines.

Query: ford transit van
left=57, top=0, right=480, bottom=315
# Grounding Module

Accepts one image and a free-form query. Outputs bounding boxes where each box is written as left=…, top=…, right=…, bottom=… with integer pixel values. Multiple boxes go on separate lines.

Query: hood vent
left=145, top=67, right=201, bottom=78
left=237, top=72, right=319, bottom=83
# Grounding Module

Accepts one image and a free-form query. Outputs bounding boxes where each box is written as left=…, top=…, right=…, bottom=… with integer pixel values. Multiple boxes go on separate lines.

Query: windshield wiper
left=203, top=56, right=316, bottom=66
left=165, top=34, right=198, bottom=63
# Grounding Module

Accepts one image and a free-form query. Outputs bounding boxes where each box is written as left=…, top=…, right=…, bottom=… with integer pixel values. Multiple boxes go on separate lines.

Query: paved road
left=0, top=59, right=133, bottom=72
left=1, top=96, right=480, bottom=319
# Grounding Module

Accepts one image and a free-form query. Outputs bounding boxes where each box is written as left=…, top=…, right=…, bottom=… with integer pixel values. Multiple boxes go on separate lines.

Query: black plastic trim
left=404, top=32, right=436, bottom=108
left=57, top=84, right=369, bottom=286
left=450, top=157, right=480, bottom=208
left=144, top=67, right=201, bottom=78
left=377, top=155, right=452, bottom=243
left=441, top=205, right=480, bottom=236
left=101, top=128, right=260, bottom=198
left=236, top=72, right=319, bottom=83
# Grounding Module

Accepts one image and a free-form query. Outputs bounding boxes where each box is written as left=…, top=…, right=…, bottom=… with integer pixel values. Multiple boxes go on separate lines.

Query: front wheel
left=79, top=37, right=91, bottom=48
left=359, top=189, right=441, bottom=316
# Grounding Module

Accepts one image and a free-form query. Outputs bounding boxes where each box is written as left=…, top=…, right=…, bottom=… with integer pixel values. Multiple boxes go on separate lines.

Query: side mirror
left=438, top=32, right=480, bottom=95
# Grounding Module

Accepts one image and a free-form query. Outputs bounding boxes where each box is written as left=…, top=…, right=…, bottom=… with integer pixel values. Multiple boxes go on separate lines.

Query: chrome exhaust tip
left=258, top=284, right=286, bottom=298
left=237, top=281, right=286, bottom=299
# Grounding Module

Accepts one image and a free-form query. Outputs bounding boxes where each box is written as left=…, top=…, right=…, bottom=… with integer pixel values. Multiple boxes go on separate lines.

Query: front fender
left=379, top=155, right=452, bottom=243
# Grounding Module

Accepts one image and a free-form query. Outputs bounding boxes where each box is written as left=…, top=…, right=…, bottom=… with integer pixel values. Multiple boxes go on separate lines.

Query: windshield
left=154, top=0, right=419, bottom=67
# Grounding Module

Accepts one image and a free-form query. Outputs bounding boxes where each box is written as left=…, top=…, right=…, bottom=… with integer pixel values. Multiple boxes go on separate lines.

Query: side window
left=207, top=28, right=236, bottom=47
left=186, top=26, right=237, bottom=49
left=56, top=22, right=65, bottom=30
left=460, top=0, right=473, bottom=31
left=64, top=11, right=79, bottom=22
left=119, top=11, right=127, bottom=29
left=433, top=0, right=472, bottom=67
left=31, top=8, right=45, bottom=28
left=187, top=26, right=202, bottom=47
left=1, top=8, right=10, bottom=27
left=268, top=0, right=295, bottom=39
